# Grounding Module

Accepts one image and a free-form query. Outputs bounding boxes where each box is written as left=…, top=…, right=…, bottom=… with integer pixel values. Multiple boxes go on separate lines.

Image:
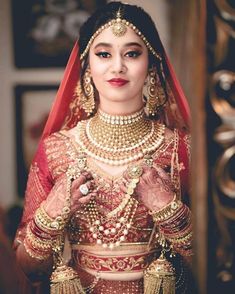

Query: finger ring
left=79, top=184, right=89, bottom=196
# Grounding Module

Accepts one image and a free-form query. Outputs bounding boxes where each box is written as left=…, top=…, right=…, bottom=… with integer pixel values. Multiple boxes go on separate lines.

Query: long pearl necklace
left=84, top=165, right=143, bottom=249
left=75, top=109, right=165, bottom=166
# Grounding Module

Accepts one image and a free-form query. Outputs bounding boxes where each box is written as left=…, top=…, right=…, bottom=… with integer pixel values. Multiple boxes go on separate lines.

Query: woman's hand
left=43, top=171, right=96, bottom=219
left=137, top=166, right=174, bottom=211
left=123, top=166, right=175, bottom=212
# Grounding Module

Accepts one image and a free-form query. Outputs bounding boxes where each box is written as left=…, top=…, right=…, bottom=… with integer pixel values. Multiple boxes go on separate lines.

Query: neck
left=98, top=100, right=145, bottom=116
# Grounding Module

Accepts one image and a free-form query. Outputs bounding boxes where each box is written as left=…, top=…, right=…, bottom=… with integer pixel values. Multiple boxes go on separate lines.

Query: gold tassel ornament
left=50, top=264, right=85, bottom=294
left=144, top=252, right=175, bottom=294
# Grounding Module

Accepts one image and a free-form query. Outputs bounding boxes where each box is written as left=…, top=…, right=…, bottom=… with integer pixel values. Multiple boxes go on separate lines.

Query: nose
left=111, top=54, right=126, bottom=74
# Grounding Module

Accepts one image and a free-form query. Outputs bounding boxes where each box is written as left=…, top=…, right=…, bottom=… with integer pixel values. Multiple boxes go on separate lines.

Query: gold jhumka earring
left=146, top=68, right=165, bottom=116
left=75, top=68, right=95, bottom=116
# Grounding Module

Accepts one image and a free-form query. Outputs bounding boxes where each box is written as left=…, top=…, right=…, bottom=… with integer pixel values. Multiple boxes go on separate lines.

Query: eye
left=125, top=51, right=142, bottom=58
left=95, top=51, right=111, bottom=58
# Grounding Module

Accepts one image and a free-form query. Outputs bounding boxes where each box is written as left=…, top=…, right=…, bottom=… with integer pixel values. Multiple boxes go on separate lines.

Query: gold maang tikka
left=111, top=8, right=127, bottom=37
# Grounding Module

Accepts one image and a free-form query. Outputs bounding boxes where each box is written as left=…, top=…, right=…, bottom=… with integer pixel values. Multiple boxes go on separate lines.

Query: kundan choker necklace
left=75, top=109, right=165, bottom=166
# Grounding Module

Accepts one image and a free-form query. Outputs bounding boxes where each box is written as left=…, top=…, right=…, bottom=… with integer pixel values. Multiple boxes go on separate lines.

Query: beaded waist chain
left=72, top=249, right=158, bottom=272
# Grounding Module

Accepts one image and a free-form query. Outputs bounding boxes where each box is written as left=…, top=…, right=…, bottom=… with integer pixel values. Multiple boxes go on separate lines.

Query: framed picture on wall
left=11, top=0, right=107, bottom=68
left=15, top=85, right=58, bottom=197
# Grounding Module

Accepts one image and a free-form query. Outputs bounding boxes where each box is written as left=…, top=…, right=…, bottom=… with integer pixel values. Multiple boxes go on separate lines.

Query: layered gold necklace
left=75, top=108, right=165, bottom=166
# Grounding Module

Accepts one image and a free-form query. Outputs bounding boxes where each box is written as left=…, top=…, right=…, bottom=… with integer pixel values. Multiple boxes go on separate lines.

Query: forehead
left=90, top=26, right=147, bottom=48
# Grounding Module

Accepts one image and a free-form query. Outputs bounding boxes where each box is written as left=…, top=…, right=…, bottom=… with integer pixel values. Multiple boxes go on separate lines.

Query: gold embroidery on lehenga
left=24, top=163, right=48, bottom=213
left=77, top=251, right=151, bottom=272
left=44, top=132, right=78, bottom=180
left=43, top=127, right=185, bottom=247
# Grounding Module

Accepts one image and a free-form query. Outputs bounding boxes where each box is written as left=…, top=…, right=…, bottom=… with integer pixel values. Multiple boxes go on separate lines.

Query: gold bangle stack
left=23, top=223, right=54, bottom=260
left=24, top=205, right=65, bottom=260
left=149, top=195, right=182, bottom=223
left=24, top=163, right=83, bottom=261
left=150, top=196, right=193, bottom=256
left=34, top=205, right=67, bottom=233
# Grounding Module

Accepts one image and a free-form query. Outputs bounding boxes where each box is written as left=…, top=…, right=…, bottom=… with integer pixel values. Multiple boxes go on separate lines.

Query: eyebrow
left=93, top=42, right=143, bottom=49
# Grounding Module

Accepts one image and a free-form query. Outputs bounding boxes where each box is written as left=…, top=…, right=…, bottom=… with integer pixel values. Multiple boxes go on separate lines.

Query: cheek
left=134, top=60, right=148, bottom=81
left=133, top=64, right=148, bottom=86
left=90, top=62, right=107, bottom=87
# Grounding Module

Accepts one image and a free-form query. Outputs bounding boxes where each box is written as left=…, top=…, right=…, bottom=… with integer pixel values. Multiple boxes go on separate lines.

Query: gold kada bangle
left=149, top=194, right=182, bottom=223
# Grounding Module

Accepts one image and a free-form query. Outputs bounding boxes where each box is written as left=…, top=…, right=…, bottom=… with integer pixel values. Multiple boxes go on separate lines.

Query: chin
left=101, top=93, right=129, bottom=103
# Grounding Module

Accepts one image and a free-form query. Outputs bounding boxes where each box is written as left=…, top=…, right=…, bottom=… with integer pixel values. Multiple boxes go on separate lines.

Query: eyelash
left=95, top=52, right=111, bottom=58
left=125, top=51, right=142, bottom=58
left=95, top=51, right=142, bottom=59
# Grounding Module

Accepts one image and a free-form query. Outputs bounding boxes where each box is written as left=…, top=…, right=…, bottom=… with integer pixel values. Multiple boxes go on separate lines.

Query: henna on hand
left=43, top=171, right=96, bottom=218
left=134, top=165, right=174, bottom=211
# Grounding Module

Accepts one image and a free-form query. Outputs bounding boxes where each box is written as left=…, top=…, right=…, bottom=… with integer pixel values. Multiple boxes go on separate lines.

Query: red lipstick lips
left=107, top=78, right=129, bottom=87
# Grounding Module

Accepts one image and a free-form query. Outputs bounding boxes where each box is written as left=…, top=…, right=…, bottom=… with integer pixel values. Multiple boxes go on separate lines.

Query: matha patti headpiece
left=80, top=7, right=162, bottom=61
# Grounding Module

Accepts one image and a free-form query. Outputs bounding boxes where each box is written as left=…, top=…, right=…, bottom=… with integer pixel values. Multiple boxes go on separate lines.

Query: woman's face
left=88, top=26, right=149, bottom=114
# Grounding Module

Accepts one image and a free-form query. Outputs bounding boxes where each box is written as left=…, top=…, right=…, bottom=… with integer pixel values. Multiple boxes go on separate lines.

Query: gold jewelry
left=146, top=68, right=165, bottom=116
left=149, top=195, right=182, bottom=223
left=34, top=205, right=66, bottom=232
left=144, top=252, right=175, bottom=294
left=50, top=163, right=85, bottom=294
left=50, top=264, right=85, bottom=294
left=111, top=8, right=127, bottom=37
left=99, top=108, right=144, bottom=124
left=24, top=226, right=53, bottom=260
left=75, top=109, right=165, bottom=166
left=80, top=18, right=161, bottom=61
left=74, top=68, right=95, bottom=116
left=80, top=164, right=142, bottom=249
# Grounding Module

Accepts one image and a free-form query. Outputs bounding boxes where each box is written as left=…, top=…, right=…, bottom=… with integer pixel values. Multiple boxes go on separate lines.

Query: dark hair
left=78, top=1, right=168, bottom=112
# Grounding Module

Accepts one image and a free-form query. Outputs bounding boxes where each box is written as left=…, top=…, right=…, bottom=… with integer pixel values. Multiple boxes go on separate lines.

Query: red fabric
left=14, top=141, right=53, bottom=245
left=73, top=249, right=155, bottom=272
left=41, top=42, right=81, bottom=139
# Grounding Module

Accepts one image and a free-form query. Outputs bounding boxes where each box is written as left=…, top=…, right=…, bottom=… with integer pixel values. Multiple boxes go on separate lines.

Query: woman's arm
left=14, top=140, right=54, bottom=281
left=134, top=130, right=193, bottom=263
left=15, top=136, right=95, bottom=282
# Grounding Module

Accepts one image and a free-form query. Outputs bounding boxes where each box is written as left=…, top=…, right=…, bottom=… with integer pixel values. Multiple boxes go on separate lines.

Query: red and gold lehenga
left=15, top=121, right=191, bottom=293
left=14, top=5, right=193, bottom=292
